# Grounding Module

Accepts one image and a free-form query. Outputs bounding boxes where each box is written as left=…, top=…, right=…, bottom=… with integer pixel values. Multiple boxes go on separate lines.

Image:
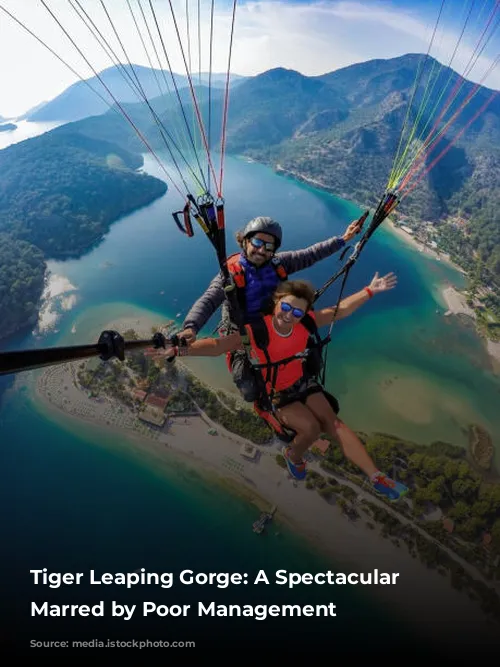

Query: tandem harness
left=246, top=313, right=338, bottom=443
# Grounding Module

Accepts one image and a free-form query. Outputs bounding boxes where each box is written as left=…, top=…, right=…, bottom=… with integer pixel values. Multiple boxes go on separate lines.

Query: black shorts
left=229, top=349, right=261, bottom=402
left=272, top=377, right=339, bottom=413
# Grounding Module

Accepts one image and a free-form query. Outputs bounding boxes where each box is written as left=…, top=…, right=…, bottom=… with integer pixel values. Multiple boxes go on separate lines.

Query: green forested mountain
left=234, top=57, right=500, bottom=281
left=65, top=55, right=500, bottom=281
left=0, top=131, right=166, bottom=257
left=0, top=130, right=167, bottom=340
left=222, top=68, right=348, bottom=152
left=0, top=234, right=46, bottom=338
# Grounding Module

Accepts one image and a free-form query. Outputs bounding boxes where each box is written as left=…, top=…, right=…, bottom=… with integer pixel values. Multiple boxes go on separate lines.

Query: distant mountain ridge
left=27, top=65, right=248, bottom=122
left=9, top=53, right=500, bottom=281
left=18, top=100, right=49, bottom=120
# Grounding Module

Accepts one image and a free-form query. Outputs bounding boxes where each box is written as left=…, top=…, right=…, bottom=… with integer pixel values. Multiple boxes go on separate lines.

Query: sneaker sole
left=374, top=487, right=408, bottom=502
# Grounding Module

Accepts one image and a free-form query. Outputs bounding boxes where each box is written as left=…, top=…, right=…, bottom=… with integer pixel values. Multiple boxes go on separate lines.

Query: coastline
left=273, top=163, right=463, bottom=273
left=271, top=164, right=499, bottom=372
left=486, top=339, right=500, bottom=373
left=439, top=284, right=500, bottom=369
left=32, top=316, right=499, bottom=647
left=384, top=220, right=500, bottom=370
left=440, top=285, right=476, bottom=318
left=383, top=218, right=463, bottom=271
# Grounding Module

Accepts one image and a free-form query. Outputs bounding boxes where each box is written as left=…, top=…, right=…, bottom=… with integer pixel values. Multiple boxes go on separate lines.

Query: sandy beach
left=32, top=316, right=499, bottom=648
left=440, top=285, right=500, bottom=369
left=487, top=339, right=500, bottom=373
left=441, top=285, right=476, bottom=318
left=379, top=220, right=500, bottom=371
left=382, top=231, right=499, bottom=371
left=385, top=218, right=464, bottom=269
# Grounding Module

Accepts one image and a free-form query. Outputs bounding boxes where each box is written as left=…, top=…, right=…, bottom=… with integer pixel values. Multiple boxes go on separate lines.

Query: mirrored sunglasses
left=250, top=237, right=275, bottom=252
left=280, top=301, right=305, bottom=318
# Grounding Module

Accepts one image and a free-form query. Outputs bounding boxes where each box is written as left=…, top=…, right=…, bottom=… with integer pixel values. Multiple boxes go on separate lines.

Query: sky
left=0, top=0, right=498, bottom=118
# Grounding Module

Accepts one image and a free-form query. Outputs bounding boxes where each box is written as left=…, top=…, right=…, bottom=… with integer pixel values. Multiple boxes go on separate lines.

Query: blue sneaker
left=372, top=473, right=408, bottom=501
left=282, top=446, right=307, bottom=481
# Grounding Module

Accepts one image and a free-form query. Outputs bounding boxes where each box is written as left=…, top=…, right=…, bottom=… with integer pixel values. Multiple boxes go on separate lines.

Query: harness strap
left=228, top=258, right=246, bottom=288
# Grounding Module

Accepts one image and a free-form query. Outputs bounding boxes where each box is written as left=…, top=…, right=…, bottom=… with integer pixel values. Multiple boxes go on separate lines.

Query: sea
left=1, top=122, right=499, bottom=655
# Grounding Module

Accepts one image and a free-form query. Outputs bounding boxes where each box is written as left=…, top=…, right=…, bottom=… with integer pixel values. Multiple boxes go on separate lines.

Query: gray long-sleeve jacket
left=182, top=236, right=346, bottom=333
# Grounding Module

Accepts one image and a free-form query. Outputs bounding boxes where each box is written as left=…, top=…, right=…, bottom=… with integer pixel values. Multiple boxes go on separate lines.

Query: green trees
left=0, top=131, right=167, bottom=258
left=184, top=374, right=272, bottom=443
left=327, top=430, right=500, bottom=556
left=0, top=129, right=167, bottom=341
left=0, top=234, right=46, bottom=338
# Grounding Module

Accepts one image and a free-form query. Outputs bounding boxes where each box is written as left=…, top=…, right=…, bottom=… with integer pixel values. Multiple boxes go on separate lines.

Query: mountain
left=17, top=100, right=49, bottom=121
left=0, top=130, right=167, bottom=257
left=37, top=55, right=500, bottom=280
left=27, top=65, right=248, bottom=122
left=222, top=67, right=348, bottom=152
left=230, top=56, right=500, bottom=281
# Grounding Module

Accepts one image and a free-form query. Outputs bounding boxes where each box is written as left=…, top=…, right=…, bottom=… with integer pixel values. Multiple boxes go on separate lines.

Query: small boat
left=252, top=506, right=277, bottom=534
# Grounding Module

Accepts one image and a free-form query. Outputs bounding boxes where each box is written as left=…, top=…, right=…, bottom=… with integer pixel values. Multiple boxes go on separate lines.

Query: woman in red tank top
left=164, top=273, right=408, bottom=499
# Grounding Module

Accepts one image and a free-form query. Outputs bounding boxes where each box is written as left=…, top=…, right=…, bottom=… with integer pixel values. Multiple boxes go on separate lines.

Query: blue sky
left=0, top=0, right=498, bottom=118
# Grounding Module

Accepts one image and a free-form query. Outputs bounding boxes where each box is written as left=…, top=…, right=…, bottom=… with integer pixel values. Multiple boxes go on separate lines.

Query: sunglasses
left=280, top=301, right=305, bottom=318
left=249, top=237, right=275, bottom=252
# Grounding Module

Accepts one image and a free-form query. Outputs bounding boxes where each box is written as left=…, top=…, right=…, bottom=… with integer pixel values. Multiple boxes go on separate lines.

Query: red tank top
left=246, top=313, right=316, bottom=392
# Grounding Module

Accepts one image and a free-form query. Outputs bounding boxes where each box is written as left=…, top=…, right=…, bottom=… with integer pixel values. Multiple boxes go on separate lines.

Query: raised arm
left=315, top=272, right=398, bottom=327
left=277, top=237, right=346, bottom=275
left=179, top=271, right=226, bottom=342
left=277, top=219, right=363, bottom=275
left=167, top=332, right=242, bottom=358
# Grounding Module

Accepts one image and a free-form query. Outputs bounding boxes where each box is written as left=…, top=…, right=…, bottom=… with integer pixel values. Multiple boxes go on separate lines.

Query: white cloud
left=0, top=0, right=498, bottom=118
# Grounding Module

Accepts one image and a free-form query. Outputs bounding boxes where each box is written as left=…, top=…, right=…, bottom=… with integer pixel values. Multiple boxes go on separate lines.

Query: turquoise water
left=1, top=149, right=499, bottom=652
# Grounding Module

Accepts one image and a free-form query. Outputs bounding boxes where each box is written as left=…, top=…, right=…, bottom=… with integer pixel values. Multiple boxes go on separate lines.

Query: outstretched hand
left=368, top=272, right=397, bottom=294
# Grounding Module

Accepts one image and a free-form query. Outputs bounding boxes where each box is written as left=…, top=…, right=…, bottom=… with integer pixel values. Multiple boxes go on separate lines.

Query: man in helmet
left=178, top=215, right=362, bottom=400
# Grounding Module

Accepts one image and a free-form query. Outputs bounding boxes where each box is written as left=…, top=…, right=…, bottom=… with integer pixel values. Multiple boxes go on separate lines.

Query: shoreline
left=384, top=220, right=500, bottom=370
left=384, top=218, right=464, bottom=271
left=273, top=163, right=464, bottom=272
left=31, top=320, right=499, bottom=646
left=439, top=284, right=500, bottom=369
left=440, top=285, right=476, bottom=318
left=270, top=164, right=499, bottom=371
